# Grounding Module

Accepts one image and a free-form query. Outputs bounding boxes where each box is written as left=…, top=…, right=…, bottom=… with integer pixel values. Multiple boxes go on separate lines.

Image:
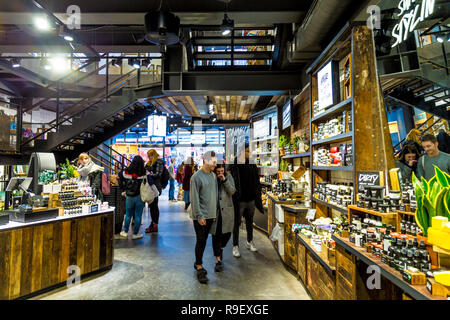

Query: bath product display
left=312, top=111, right=352, bottom=141
left=313, top=143, right=353, bottom=167
left=314, top=181, right=354, bottom=208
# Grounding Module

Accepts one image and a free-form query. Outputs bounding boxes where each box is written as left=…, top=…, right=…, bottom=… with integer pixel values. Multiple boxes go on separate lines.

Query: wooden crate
left=297, top=241, right=307, bottom=283
left=335, top=245, right=357, bottom=300
left=306, top=252, right=335, bottom=300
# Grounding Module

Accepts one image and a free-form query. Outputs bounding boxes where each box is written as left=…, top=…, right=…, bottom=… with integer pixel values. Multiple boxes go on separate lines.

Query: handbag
left=140, top=176, right=158, bottom=204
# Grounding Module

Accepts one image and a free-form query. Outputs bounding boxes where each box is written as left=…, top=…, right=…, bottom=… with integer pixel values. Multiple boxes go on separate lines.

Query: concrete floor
left=33, top=191, right=310, bottom=300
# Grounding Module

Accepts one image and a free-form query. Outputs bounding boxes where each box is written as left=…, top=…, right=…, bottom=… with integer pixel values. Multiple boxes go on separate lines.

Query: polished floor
left=33, top=191, right=310, bottom=300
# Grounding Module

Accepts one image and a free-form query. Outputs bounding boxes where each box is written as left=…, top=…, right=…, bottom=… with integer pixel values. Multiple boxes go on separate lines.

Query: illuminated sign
left=317, top=61, right=334, bottom=109
left=391, top=0, right=435, bottom=48
left=253, top=119, right=270, bottom=139
left=148, top=115, right=167, bottom=137
left=282, top=100, right=292, bottom=130
left=191, top=132, right=206, bottom=144
left=150, top=136, right=165, bottom=144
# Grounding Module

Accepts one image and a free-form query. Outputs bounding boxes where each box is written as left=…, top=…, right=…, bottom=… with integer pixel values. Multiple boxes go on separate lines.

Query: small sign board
left=357, top=171, right=384, bottom=199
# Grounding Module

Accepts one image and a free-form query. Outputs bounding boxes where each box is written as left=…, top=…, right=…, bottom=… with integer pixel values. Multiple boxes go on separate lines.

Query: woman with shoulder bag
left=145, top=149, right=165, bottom=233
left=118, top=155, right=154, bottom=240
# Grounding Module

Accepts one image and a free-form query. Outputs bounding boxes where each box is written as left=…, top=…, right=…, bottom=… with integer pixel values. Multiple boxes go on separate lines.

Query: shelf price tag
left=306, top=209, right=316, bottom=221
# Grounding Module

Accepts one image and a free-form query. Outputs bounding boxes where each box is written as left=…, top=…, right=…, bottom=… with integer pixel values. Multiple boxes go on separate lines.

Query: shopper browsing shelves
left=395, top=144, right=420, bottom=184
left=417, top=133, right=450, bottom=181
left=145, top=149, right=165, bottom=233
left=190, top=151, right=218, bottom=284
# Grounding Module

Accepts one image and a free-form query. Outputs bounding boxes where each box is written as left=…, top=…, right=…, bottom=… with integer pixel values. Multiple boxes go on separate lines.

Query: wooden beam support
left=185, top=96, right=201, bottom=117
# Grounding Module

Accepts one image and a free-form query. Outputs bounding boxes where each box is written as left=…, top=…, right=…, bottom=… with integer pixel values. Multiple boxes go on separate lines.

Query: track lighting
left=221, top=13, right=234, bottom=36
left=437, top=36, right=444, bottom=43
left=34, top=17, right=50, bottom=31
left=128, top=58, right=140, bottom=69
left=11, top=58, right=21, bottom=68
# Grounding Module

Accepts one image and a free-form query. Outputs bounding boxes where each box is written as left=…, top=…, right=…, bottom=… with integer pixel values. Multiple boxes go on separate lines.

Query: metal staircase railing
left=21, top=69, right=139, bottom=146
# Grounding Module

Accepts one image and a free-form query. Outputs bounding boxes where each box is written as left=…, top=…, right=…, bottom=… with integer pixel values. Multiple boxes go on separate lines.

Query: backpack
left=101, top=172, right=111, bottom=195
left=125, top=178, right=141, bottom=197
left=161, top=165, right=170, bottom=189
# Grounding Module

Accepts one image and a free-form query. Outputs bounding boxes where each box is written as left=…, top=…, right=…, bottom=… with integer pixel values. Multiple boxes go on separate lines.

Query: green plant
left=58, top=158, right=79, bottom=179
left=278, top=135, right=288, bottom=148
left=280, top=160, right=289, bottom=171
left=412, top=166, right=450, bottom=237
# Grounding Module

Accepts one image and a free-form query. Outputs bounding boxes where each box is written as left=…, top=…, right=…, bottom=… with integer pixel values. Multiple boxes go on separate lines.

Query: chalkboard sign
left=357, top=171, right=382, bottom=193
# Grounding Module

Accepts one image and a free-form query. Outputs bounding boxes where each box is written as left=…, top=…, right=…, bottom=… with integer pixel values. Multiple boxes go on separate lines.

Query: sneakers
left=145, top=223, right=158, bottom=233
left=232, top=246, right=241, bottom=258
left=119, top=231, right=128, bottom=238
left=214, top=260, right=224, bottom=272
left=196, top=268, right=209, bottom=284
left=132, top=233, right=143, bottom=240
left=246, top=241, right=258, bottom=252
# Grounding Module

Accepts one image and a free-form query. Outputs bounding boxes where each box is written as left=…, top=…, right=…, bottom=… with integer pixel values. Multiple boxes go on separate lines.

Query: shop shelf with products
left=307, top=23, right=395, bottom=222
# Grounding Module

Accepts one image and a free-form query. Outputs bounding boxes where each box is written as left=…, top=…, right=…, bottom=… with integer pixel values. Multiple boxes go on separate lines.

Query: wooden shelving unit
left=282, top=152, right=311, bottom=159
left=308, top=23, right=396, bottom=220
left=312, top=197, right=347, bottom=214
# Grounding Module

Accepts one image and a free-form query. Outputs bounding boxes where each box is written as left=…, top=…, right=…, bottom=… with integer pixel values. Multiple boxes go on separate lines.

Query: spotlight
left=128, top=58, right=140, bottom=69
left=11, top=58, right=21, bottom=68
left=50, top=57, right=69, bottom=72
left=41, top=58, right=52, bottom=70
left=437, top=36, right=444, bottom=43
left=34, top=17, right=50, bottom=31
left=142, top=58, right=151, bottom=68
left=111, top=58, right=122, bottom=67
left=221, top=14, right=234, bottom=36
left=63, top=34, right=74, bottom=42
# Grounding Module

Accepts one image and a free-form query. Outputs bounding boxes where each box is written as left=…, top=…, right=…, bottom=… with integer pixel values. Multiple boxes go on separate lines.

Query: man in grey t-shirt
left=190, top=151, right=218, bottom=284
left=417, top=133, right=450, bottom=181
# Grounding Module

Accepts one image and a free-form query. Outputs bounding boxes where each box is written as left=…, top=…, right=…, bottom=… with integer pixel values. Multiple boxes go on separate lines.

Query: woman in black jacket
left=145, top=149, right=165, bottom=233
left=119, top=155, right=154, bottom=240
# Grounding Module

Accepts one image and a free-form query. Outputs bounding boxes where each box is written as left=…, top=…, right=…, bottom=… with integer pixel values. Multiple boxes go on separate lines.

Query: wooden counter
left=0, top=208, right=115, bottom=300
left=332, top=234, right=446, bottom=300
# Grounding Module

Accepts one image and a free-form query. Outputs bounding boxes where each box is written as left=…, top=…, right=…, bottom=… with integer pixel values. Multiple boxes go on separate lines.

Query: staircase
left=22, top=71, right=163, bottom=162
left=386, top=77, right=450, bottom=120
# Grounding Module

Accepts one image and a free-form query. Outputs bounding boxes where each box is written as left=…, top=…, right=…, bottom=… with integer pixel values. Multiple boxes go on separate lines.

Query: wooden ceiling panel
left=185, top=96, right=201, bottom=117
left=235, top=96, right=242, bottom=120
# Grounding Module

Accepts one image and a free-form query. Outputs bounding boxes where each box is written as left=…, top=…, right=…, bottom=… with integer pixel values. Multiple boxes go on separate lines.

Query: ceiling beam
left=177, top=97, right=195, bottom=116
left=234, top=96, right=242, bottom=120
left=185, top=96, right=201, bottom=116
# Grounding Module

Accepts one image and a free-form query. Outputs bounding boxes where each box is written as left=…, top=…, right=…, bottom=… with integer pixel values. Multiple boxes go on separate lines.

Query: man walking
left=417, top=133, right=450, bottom=180
left=229, top=144, right=264, bottom=258
left=190, top=151, right=218, bottom=284
left=168, top=158, right=176, bottom=202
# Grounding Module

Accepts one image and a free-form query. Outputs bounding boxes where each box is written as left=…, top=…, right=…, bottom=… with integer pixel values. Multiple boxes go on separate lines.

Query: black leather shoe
left=196, top=268, right=208, bottom=284
left=214, top=260, right=224, bottom=272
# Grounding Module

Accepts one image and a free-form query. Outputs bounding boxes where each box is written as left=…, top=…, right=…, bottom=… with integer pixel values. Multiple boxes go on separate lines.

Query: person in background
left=229, top=143, right=264, bottom=258
left=405, top=128, right=424, bottom=155
left=189, top=151, right=218, bottom=284
left=176, top=163, right=185, bottom=201
left=437, top=129, right=450, bottom=154
left=182, top=157, right=197, bottom=211
left=168, top=158, right=177, bottom=202
left=118, top=155, right=154, bottom=240
left=145, top=149, right=164, bottom=233
left=77, top=153, right=105, bottom=201
left=210, top=164, right=236, bottom=272
left=395, top=144, right=420, bottom=184
left=417, top=133, right=450, bottom=180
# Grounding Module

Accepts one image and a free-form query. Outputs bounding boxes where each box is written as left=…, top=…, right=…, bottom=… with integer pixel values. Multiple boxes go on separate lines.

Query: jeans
left=149, top=196, right=159, bottom=224
left=124, top=195, right=145, bottom=234
left=184, top=190, right=190, bottom=204
left=212, top=212, right=232, bottom=257
left=233, top=200, right=255, bottom=246
left=193, top=219, right=214, bottom=266
left=169, top=179, right=175, bottom=200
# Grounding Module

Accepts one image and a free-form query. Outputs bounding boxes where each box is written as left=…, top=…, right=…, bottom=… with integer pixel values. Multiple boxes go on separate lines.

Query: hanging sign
left=357, top=171, right=383, bottom=194
left=391, top=0, right=436, bottom=48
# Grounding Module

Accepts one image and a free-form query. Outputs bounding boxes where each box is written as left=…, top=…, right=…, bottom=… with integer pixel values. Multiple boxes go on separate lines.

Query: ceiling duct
left=287, top=0, right=354, bottom=63
left=144, top=11, right=181, bottom=45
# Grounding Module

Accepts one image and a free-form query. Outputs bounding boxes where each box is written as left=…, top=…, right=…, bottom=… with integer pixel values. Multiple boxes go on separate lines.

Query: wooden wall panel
left=19, top=228, right=33, bottom=297
left=0, top=212, right=114, bottom=300
left=0, top=231, right=11, bottom=300
left=9, top=229, right=23, bottom=299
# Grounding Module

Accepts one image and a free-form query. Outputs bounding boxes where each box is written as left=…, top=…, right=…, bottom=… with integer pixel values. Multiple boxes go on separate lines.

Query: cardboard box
left=402, top=269, right=427, bottom=285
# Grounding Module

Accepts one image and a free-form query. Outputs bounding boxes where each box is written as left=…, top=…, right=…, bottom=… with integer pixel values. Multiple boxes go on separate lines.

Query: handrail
left=96, top=145, right=128, bottom=171
left=22, top=69, right=138, bottom=145
left=102, top=143, right=131, bottom=165
left=89, top=153, right=118, bottom=175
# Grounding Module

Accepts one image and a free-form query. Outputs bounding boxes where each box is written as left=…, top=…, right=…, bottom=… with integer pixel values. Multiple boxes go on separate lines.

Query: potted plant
left=285, top=138, right=293, bottom=155
left=58, top=158, right=79, bottom=180
left=293, top=136, right=300, bottom=154
left=278, top=135, right=288, bottom=156
left=412, top=167, right=450, bottom=266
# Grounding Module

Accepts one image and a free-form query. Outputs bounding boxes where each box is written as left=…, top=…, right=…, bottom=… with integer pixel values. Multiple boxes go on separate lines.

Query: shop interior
left=0, top=0, right=449, bottom=301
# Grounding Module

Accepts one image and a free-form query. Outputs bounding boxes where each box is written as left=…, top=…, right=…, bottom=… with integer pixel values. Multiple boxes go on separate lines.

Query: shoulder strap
left=422, top=155, right=425, bottom=169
